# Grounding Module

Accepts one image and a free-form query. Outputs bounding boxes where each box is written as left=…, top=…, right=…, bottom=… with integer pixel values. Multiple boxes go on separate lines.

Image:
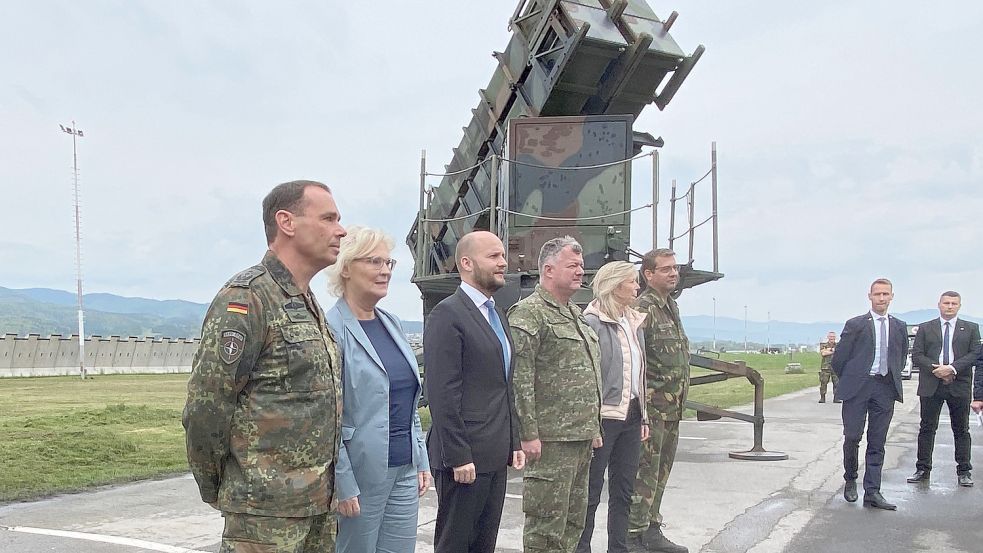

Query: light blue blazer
left=327, top=298, right=429, bottom=502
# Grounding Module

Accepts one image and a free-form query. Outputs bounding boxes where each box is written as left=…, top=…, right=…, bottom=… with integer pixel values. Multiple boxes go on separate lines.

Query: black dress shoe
left=833, top=399, right=842, bottom=403
left=959, top=473, right=974, bottom=487
left=819, top=396, right=826, bottom=403
left=907, top=469, right=930, bottom=483
left=863, top=492, right=897, bottom=510
left=843, top=480, right=858, bottom=502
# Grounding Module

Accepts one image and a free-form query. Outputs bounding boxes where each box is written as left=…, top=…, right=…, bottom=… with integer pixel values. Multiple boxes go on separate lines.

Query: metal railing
left=685, top=353, right=787, bottom=461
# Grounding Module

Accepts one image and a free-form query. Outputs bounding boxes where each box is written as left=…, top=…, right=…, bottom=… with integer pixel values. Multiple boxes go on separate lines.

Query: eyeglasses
left=354, top=256, right=397, bottom=271
left=650, top=264, right=680, bottom=274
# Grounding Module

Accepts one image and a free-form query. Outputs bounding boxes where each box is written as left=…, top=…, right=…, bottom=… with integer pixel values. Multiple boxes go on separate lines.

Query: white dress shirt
left=617, top=315, right=642, bottom=399
left=869, top=310, right=890, bottom=375
left=938, top=316, right=958, bottom=371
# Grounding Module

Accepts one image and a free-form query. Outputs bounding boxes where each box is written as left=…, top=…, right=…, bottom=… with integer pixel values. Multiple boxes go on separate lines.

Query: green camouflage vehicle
left=407, top=0, right=721, bottom=315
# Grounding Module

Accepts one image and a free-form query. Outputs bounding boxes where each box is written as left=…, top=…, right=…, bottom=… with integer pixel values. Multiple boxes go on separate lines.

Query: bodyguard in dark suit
left=907, top=291, right=981, bottom=487
left=831, top=278, right=908, bottom=510
left=973, top=346, right=983, bottom=420
left=424, top=231, right=525, bottom=553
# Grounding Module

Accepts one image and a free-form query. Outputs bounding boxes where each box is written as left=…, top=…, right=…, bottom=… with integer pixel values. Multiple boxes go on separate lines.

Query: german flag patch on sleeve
left=227, top=302, right=248, bottom=315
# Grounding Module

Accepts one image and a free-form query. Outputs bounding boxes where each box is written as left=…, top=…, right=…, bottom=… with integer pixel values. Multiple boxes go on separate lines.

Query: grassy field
left=0, top=375, right=189, bottom=502
left=1, top=354, right=821, bottom=502
left=687, top=351, right=822, bottom=413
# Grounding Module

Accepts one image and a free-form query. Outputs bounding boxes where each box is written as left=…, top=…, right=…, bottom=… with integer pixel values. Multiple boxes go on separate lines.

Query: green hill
left=0, top=287, right=205, bottom=338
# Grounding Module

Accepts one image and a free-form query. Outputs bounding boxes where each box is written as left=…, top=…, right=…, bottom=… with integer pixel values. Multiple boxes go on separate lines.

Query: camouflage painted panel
left=507, top=116, right=633, bottom=272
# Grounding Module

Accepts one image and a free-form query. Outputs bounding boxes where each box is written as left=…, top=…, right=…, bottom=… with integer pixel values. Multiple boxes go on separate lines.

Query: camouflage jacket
left=507, top=284, right=602, bottom=442
left=819, top=340, right=836, bottom=370
left=634, top=288, right=690, bottom=421
left=183, top=250, right=342, bottom=517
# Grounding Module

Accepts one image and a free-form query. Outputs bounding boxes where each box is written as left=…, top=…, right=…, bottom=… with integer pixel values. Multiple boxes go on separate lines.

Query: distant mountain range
left=1, top=286, right=978, bottom=343
left=0, top=286, right=207, bottom=338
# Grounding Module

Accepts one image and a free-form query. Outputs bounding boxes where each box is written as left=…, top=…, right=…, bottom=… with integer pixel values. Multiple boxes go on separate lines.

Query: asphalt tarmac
left=2, top=375, right=981, bottom=552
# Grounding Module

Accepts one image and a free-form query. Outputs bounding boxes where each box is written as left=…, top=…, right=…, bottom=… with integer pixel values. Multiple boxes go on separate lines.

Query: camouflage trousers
left=628, top=419, right=680, bottom=533
left=819, top=369, right=839, bottom=398
left=220, top=511, right=335, bottom=553
left=523, top=440, right=593, bottom=553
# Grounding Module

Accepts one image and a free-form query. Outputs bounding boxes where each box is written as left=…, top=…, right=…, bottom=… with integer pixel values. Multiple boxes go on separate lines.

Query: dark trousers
left=916, top=385, right=973, bottom=474
left=842, top=374, right=897, bottom=493
left=577, top=399, right=642, bottom=553
left=433, top=467, right=507, bottom=553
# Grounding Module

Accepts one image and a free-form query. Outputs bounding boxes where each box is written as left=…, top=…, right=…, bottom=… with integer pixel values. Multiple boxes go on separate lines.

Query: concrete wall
left=0, top=334, right=200, bottom=377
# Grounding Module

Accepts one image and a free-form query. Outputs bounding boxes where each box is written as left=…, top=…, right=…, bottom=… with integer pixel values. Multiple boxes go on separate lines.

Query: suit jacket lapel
left=455, top=288, right=500, bottom=344
left=952, top=321, right=968, bottom=353
left=455, top=288, right=509, bottom=380
left=337, top=299, right=386, bottom=373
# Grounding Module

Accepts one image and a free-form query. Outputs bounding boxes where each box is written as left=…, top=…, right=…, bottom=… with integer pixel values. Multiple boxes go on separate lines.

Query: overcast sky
left=2, top=0, right=981, bottom=324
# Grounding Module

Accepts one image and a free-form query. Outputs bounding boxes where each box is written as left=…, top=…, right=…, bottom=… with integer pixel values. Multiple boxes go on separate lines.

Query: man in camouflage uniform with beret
left=508, top=236, right=603, bottom=553
left=627, top=249, right=688, bottom=553
left=818, top=331, right=839, bottom=403
left=183, top=180, right=347, bottom=553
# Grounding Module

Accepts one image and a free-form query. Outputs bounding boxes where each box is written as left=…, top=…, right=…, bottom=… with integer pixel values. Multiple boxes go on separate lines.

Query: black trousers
left=842, top=374, right=897, bottom=493
left=916, top=384, right=973, bottom=474
left=577, top=399, right=642, bottom=553
left=433, top=467, right=507, bottom=553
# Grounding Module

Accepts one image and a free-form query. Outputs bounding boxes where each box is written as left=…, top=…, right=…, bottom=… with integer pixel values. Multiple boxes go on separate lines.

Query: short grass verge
left=0, top=375, right=189, bottom=502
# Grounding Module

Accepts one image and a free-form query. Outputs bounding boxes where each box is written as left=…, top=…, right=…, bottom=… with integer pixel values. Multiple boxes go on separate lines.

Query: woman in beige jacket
left=576, top=261, right=650, bottom=553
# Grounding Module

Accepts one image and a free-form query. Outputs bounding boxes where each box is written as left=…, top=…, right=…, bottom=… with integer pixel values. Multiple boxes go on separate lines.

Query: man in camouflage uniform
left=628, top=249, right=688, bottom=553
left=818, top=331, right=839, bottom=403
left=183, top=180, right=347, bottom=553
left=508, top=236, right=603, bottom=553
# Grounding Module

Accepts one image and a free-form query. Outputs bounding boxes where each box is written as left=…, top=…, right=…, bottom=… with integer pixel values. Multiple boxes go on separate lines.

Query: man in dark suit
left=907, top=291, right=981, bottom=487
left=973, top=346, right=983, bottom=426
left=424, top=230, right=525, bottom=553
left=831, top=278, right=908, bottom=510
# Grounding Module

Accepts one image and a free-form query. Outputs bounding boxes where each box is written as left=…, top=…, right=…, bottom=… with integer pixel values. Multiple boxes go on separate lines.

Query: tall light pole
left=712, top=297, right=717, bottom=352
left=744, top=304, right=748, bottom=353
left=766, top=311, right=771, bottom=352
left=60, top=121, right=86, bottom=380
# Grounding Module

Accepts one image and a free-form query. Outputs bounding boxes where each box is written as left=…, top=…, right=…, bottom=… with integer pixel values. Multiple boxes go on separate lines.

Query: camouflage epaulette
left=227, top=265, right=266, bottom=288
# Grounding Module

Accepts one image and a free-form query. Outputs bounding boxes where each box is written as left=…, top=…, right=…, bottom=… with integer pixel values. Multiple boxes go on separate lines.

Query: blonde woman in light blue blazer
left=325, top=226, right=430, bottom=553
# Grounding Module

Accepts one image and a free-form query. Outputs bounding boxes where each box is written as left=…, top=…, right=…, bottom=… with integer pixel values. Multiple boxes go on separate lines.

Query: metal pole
left=668, top=179, right=677, bottom=251
left=712, top=297, right=716, bottom=352
left=652, top=150, right=659, bottom=249
left=767, top=311, right=771, bottom=352
left=61, top=121, right=86, bottom=380
left=687, top=181, right=695, bottom=264
left=489, top=154, right=500, bottom=234
left=711, top=141, right=718, bottom=272
left=744, top=304, right=748, bottom=353
left=416, top=150, right=427, bottom=278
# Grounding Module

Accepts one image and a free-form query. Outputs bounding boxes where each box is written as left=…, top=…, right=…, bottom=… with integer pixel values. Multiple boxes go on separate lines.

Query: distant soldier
left=183, top=180, right=347, bottom=553
left=628, top=249, right=689, bottom=553
left=819, top=331, right=840, bottom=403
left=508, top=236, right=603, bottom=553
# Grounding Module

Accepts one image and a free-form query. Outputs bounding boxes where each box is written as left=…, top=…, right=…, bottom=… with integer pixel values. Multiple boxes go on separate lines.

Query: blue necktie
left=877, top=317, right=888, bottom=376
left=485, top=299, right=511, bottom=377
left=943, top=322, right=951, bottom=365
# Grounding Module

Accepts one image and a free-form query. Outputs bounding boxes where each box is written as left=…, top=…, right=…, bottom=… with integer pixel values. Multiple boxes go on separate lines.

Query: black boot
left=640, top=525, right=688, bottom=553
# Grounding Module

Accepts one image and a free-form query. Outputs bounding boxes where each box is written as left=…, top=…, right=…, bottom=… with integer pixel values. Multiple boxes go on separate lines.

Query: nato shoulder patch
left=228, top=265, right=266, bottom=288
left=220, top=329, right=246, bottom=364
